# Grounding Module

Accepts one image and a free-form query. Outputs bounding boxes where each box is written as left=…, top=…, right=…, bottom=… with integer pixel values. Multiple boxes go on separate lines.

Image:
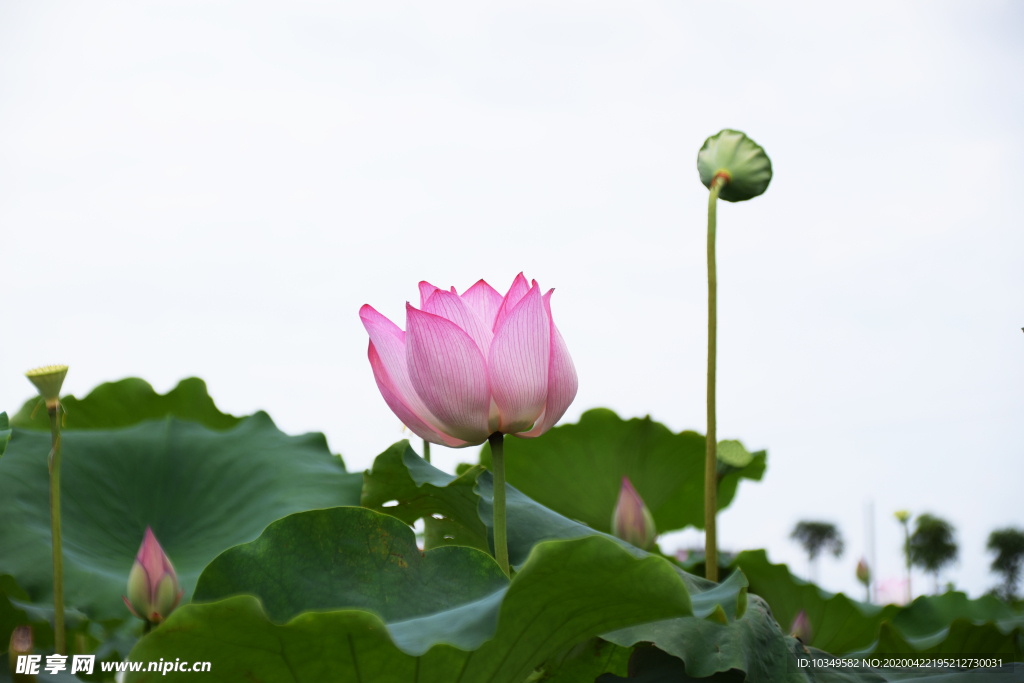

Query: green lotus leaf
left=732, top=550, right=1024, bottom=660
left=126, top=507, right=696, bottom=683
left=875, top=617, right=1024, bottom=660
left=478, top=409, right=765, bottom=535
left=0, top=412, right=362, bottom=622
left=697, top=129, right=772, bottom=202
left=363, top=441, right=1024, bottom=676
left=10, top=377, right=241, bottom=431
left=0, top=573, right=136, bottom=676
left=362, top=440, right=491, bottom=552
left=193, top=507, right=508, bottom=625
left=365, top=442, right=818, bottom=680
left=597, top=645, right=758, bottom=682
left=731, top=550, right=901, bottom=654
left=366, top=440, right=745, bottom=606
left=887, top=592, right=1020, bottom=641
left=596, top=642, right=1018, bottom=683
left=0, top=574, right=68, bottom=656
left=602, top=592, right=799, bottom=683
left=477, top=457, right=810, bottom=682
left=369, top=442, right=1020, bottom=680
left=871, top=592, right=1024, bottom=657
left=536, top=638, right=632, bottom=682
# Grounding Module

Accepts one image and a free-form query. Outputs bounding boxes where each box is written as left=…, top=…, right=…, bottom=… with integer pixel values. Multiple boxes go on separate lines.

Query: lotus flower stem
left=422, top=439, right=431, bottom=463
left=488, top=432, right=510, bottom=577
left=47, top=405, right=66, bottom=654
left=705, top=175, right=726, bottom=582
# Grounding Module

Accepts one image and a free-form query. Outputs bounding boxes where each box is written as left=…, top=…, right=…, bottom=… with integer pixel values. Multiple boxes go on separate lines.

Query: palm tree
left=987, top=527, right=1024, bottom=602
left=791, top=521, right=844, bottom=584
left=909, top=514, right=957, bottom=594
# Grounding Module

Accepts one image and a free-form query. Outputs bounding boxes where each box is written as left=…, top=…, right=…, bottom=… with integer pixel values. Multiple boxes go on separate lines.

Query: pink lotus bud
left=123, top=527, right=182, bottom=625
left=611, top=477, right=657, bottom=550
left=9, top=625, right=33, bottom=661
left=359, top=274, right=578, bottom=447
left=856, top=557, right=871, bottom=585
left=790, top=609, right=812, bottom=643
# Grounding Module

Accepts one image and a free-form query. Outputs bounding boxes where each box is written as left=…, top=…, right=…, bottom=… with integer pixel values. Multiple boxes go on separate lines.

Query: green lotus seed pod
left=697, top=129, right=772, bottom=202
left=25, top=365, right=68, bottom=408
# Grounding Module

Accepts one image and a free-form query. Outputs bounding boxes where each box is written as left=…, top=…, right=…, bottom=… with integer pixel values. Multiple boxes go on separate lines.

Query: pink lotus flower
left=611, top=477, right=657, bottom=550
left=360, top=273, right=578, bottom=447
left=123, top=527, right=183, bottom=625
left=875, top=577, right=910, bottom=606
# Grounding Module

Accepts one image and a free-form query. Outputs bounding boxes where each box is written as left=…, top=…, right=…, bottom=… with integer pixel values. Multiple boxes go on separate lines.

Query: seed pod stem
left=48, top=404, right=66, bottom=654
left=705, top=175, right=725, bottom=582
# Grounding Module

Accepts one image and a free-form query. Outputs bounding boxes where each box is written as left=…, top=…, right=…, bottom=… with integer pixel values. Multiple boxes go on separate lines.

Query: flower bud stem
left=901, top=519, right=912, bottom=602
left=488, top=432, right=510, bottom=577
left=47, top=406, right=66, bottom=654
left=422, top=440, right=431, bottom=463
left=705, top=175, right=725, bottom=582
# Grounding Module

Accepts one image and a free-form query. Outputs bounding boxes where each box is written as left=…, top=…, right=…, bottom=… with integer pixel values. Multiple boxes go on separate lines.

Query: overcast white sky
left=1, top=1, right=1021, bottom=601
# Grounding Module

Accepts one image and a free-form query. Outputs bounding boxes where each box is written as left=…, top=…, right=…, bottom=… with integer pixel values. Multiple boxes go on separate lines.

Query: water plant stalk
left=489, top=432, right=510, bottom=577
left=423, top=439, right=431, bottom=463
left=48, top=405, right=66, bottom=654
left=705, top=174, right=725, bottom=582
left=902, top=520, right=912, bottom=602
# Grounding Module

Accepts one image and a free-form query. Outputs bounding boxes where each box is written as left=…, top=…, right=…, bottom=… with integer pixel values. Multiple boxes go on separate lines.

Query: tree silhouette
left=987, top=527, right=1024, bottom=602
left=791, top=521, right=844, bottom=583
left=909, top=513, right=957, bottom=594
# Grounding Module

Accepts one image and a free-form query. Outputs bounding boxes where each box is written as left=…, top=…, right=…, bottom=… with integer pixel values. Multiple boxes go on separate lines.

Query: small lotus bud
left=790, top=609, right=812, bottom=643
left=894, top=510, right=911, bottom=523
left=696, top=129, right=772, bottom=202
left=9, top=626, right=33, bottom=673
left=123, top=527, right=183, bottom=626
left=25, top=365, right=68, bottom=409
left=856, top=557, right=871, bottom=586
left=611, top=477, right=657, bottom=550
